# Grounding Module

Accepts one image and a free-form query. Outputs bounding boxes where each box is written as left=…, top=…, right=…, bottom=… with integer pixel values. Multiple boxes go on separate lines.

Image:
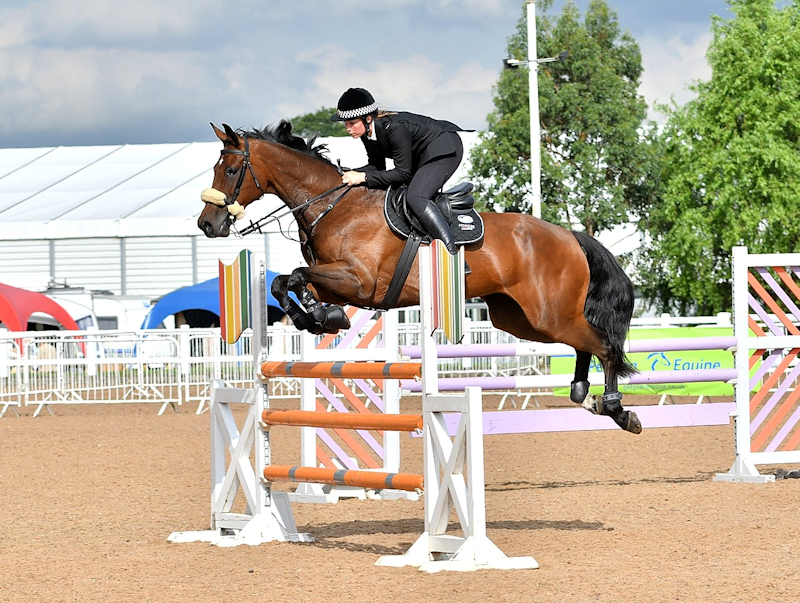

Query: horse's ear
left=222, top=123, right=240, bottom=147
left=211, top=123, right=227, bottom=143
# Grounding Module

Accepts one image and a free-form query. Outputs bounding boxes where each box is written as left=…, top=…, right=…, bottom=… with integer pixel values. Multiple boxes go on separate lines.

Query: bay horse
left=198, top=122, right=641, bottom=434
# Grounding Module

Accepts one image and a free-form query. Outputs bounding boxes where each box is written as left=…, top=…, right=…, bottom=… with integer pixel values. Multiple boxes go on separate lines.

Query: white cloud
left=0, top=8, right=29, bottom=49
left=291, top=51, right=496, bottom=128
left=0, top=0, right=268, bottom=141
left=0, top=0, right=214, bottom=46
left=639, top=30, right=712, bottom=119
left=303, top=0, right=514, bottom=17
left=0, top=0, right=722, bottom=148
left=0, top=44, right=219, bottom=137
left=432, top=0, right=517, bottom=18
left=305, top=0, right=419, bottom=11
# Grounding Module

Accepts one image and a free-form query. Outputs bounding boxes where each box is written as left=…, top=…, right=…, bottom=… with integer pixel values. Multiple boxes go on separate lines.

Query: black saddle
left=384, top=182, right=485, bottom=246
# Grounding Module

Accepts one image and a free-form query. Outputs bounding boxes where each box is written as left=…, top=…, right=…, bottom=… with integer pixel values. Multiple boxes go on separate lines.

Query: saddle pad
left=384, top=191, right=485, bottom=246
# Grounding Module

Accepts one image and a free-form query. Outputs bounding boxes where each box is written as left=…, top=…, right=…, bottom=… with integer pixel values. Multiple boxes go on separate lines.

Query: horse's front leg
left=270, top=273, right=321, bottom=334
left=271, top=274, right=291, bottom=309
left=288, top=260, right=374, bottom=303
left=284, top=265, right=357, bottom=334
left=288, top=258, right=380, bottom=307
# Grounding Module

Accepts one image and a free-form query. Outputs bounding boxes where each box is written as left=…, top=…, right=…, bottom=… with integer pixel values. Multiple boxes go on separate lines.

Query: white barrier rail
left=0, top=311, right=770, bottom=418
left=0, top=330, right=183, bottom=416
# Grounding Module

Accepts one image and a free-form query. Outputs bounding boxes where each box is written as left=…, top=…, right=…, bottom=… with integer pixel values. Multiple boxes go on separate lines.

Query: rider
left=331, top=87, right=468, bottom=255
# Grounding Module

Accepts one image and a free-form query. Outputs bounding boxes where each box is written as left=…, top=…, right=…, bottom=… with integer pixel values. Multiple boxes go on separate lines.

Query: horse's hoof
left=617, top=410, right=642, bottom=434
left=580, top=394, right=602, bottom=415
left=310, top=305, right=351, bottom=334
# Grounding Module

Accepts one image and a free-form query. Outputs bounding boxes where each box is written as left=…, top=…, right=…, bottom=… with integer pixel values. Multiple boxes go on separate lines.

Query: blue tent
left=140, top=273, right=285, bottom=329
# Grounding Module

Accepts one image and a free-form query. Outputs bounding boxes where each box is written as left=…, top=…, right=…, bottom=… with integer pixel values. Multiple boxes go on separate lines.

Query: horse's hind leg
left=600, top=368, right=642, bottom=434
left=570, top=350, right=641, bottom=434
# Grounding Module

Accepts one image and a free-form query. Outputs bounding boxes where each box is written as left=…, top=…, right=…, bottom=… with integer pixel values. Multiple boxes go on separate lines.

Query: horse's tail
left=571, top=230, right=637, bottom=377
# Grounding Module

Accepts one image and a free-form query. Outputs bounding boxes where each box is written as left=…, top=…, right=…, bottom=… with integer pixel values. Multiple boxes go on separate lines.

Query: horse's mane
left=240, top=120, right=333, bottom=166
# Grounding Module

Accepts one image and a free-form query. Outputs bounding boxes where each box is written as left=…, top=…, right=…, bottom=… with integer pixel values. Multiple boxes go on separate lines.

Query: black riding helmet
left=330, top=88, right=379, bottom=135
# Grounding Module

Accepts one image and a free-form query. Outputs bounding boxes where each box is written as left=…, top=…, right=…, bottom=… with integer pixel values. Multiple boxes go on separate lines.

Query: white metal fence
left=0, top=311, right=734, bottom=417
left=0, top=330, right=183, bottom=417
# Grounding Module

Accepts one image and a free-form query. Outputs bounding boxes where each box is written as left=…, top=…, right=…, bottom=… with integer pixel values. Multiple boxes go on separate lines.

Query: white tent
left=0, top=133, right=478, bottom=302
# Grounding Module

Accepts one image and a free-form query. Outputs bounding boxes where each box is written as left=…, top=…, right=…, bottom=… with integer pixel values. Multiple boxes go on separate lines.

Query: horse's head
left=198, top=123, right=268, bottom=238
left=199, top=121, right=341, bottom=238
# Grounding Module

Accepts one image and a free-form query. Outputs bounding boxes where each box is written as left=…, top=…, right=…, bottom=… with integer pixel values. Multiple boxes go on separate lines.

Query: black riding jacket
left=356, top=112, right=465, bottom=190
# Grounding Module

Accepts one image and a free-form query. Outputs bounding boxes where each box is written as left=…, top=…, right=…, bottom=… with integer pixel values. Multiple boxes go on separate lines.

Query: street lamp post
left=504, top=1, right=566, bottom=219
left=527, top=1, right=541, bottom=219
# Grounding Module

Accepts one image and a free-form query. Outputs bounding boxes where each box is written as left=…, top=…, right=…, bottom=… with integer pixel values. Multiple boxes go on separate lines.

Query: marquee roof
left=0, top=133, right=640, bottom=257
left=0, top=134, right=477, bottom=242
left=0, top=142, right=215, bottom=240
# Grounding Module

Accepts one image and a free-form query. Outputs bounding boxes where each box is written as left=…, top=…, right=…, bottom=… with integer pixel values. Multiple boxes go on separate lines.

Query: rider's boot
left=416, top=203, right=472, bottom=273
left=416, top=204, right=458, bottom=255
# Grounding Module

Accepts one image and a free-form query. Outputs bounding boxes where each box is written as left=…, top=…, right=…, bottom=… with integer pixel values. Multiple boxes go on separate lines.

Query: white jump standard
left=167, top=258, right=311, bottom=545
left=169, top=245, right=538, bottom=572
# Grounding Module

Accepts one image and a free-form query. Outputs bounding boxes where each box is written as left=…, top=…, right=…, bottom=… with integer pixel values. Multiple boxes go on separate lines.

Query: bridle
left=218, top=134, right=266, bottom=223
left=204, top=133, right=354, bottom=238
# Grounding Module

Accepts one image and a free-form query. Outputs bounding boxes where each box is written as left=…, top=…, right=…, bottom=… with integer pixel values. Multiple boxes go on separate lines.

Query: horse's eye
left=225, top=167, right=238, bottom=177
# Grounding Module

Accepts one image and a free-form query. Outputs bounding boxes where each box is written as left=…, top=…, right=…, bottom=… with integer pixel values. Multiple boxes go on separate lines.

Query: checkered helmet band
left=331, top=88, right=378, bottom=122
left=336, top=102, right=379, bottom=120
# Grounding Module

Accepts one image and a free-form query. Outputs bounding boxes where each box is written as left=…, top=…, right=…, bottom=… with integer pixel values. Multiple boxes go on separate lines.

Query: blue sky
left=0, top=0, right=733, bottom=148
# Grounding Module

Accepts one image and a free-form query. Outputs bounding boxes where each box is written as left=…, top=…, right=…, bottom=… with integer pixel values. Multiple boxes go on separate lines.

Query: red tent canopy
left=0, top=282, right=80, bottom=331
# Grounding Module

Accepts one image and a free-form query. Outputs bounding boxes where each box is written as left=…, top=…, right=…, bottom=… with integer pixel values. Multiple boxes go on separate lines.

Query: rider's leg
left=415, top=203, right=458, bottom=254
left=407, top=136, right=462, bottom=255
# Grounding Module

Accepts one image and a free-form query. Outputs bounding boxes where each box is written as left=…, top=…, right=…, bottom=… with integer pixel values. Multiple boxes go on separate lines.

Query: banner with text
left=552, top=327, right=735, bottom=397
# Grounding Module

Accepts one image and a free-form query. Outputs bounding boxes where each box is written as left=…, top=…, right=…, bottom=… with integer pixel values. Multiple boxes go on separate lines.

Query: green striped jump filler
left=218, top=249, right=252, bottom=345
left=430, top=239, right=466, bottom=344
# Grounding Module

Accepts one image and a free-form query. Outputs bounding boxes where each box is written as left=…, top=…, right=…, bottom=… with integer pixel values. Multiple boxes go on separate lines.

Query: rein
left=237, top=184, right=351, bottom=237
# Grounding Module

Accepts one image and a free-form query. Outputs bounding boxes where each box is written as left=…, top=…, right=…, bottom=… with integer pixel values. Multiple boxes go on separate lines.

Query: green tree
left=635, top=0, right=800, bottom=314
left=287, top=107, right=344, bottom=138
left=469, top=0, right=656, bottom=237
